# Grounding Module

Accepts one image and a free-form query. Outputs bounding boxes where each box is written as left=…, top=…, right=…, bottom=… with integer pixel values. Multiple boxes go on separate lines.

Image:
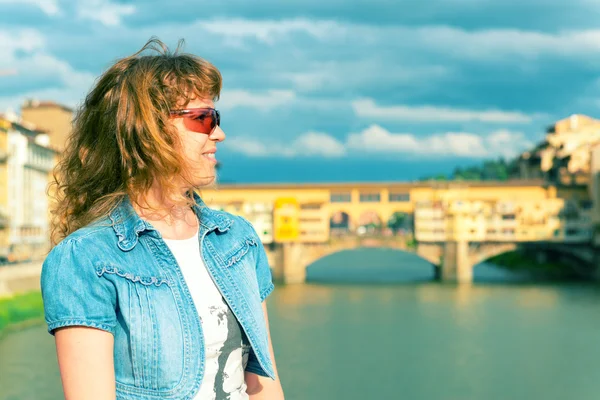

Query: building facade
left=21, top=99, right=73, bottom=152
left=0, top=119, right=10, bottom=260
left=520, top=114, right=600, bottom=185
left=199, top=181, right=592, bottom=246
left=0, top=115, right=57, bottom=262
left=590, top=143, right=600, bottom=246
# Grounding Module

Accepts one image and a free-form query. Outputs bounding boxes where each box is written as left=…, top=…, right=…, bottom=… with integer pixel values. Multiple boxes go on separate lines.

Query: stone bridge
left=265, top=236, right=518, bottom=284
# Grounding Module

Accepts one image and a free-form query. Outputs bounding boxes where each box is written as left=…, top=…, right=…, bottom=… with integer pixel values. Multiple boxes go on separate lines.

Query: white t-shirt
left=163, top=223, right=250, bottom=400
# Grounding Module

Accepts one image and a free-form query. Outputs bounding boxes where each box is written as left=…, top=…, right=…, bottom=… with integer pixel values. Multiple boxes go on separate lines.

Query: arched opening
left=330, top=211, right=351, bottom=236
left=357, top=211, right=382, bottom=236
left=472, top=248, right=559, bottom=283
left=473, top=245, right=592, bottom=283
left=305, top=248, right=437, bottom=283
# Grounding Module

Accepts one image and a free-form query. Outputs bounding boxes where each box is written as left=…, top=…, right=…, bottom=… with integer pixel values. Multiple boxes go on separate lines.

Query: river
left=1, top=249, right=600, bottom=400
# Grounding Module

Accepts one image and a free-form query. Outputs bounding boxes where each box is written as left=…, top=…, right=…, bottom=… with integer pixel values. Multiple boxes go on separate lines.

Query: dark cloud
left=118, top=0, right=598, bottom=31
left=2, top=0, right=600, bottom=181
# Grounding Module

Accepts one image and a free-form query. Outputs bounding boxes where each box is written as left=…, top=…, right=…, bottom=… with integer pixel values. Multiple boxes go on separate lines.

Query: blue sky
left=1, top=0, right=599, bottom=183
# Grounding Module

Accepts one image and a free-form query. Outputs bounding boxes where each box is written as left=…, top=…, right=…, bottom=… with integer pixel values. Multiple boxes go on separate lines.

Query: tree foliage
left=420, top=157, right=520, bottom=181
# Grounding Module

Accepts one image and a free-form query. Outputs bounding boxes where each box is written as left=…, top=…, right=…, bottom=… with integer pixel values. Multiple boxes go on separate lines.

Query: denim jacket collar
left=109, top=191, right=234, bottom=251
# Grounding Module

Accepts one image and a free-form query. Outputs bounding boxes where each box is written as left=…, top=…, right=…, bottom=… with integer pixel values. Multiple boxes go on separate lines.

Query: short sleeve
left=40, top=238, right=118, bottom=336
left=238, top=217, right=275, bottom=302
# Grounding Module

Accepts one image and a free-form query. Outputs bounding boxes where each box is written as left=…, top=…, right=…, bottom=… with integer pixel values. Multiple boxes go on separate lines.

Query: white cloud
left=219, top=89, right=296, bottom=110
left=0, top=0, right=60, bottom=15
left=414, top=27, right=600, bottom=60
left=224, top=131, right=346, bottom=158
left=0, top=29, right=95, bottom=111
left=485, top=129, right=535, bottom=157
left=293, top=132, right=346, bottom=157
left=224, top=125, right=531, bottom=159
left=352, top=98, right=535, bottom=123
left=193, top=18, right=600, bottom=62
left=338, top=24, right=600, bottom=62
left=0, top=29, right=45, bottom=53
left=346, top=125, right=532, bottom=158
left=280, top=62, right=449, bottom=93
left=197, top=18, right=342, bottom=44
left=76, top=0, right=135, bottom=26
left=205, top=19, right=600, bottom=61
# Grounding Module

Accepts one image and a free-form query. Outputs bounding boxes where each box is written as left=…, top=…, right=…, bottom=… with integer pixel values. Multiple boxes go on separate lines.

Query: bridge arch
left=269, top=239, right=576, bottom=284
left=467, top=243, right=519, bottom=267
left=268, top=237, right=446, bottom=283
left=305, top=246, right=438, bottom=283
left=330, top=211, right=352, bottom=235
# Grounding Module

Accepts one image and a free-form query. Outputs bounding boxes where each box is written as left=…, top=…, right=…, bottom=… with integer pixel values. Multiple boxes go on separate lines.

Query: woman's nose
left=210, top=125, right=226, bottom=142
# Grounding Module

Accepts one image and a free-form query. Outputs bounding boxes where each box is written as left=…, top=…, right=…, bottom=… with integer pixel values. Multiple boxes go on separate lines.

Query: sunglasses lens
left=182, top=109, right=217, bottom=134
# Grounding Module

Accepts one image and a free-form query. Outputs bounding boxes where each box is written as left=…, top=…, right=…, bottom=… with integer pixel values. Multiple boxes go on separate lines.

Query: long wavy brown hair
left=48, top=37, right=222, bottom=245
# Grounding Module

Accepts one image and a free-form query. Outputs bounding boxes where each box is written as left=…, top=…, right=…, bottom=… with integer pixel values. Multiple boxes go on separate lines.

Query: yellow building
left=520, top=114, right=600, bottom=185
left=199, top=180, right=594, bottom=245
left=590, top=143, right=600, bottom=245
left=201, top=182, right=418, bottom=243
left=21, top=99, right=73, bottom=152
left=0, top=114, right=58, bottom=262
left=0, top=118, right=10, bottom=260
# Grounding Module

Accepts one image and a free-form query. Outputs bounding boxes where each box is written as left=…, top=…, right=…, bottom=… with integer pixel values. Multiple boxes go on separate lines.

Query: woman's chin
left=193, top=175, right=216, bottom=188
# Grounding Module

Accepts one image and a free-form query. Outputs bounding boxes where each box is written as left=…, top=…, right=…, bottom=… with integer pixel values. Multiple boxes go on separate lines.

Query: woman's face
left=171, top=97, right=225, bottom=187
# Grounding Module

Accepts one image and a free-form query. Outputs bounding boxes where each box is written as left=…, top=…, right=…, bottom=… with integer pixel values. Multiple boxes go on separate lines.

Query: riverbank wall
left=0, top=261, right=42, bottom=298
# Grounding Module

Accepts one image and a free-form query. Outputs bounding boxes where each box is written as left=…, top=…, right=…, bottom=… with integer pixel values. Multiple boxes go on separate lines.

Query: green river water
left=1, top=249, right=600, bottom=400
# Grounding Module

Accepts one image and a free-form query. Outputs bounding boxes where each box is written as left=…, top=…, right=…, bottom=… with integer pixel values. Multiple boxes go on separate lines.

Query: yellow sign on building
left=273, top=197, right=299, bottom=242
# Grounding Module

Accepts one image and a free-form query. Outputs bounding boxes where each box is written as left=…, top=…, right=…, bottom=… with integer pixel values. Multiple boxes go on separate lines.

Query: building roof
left=213, top=179, right=547, bottom=190
left=548, top=113, right=600, bottom=134
left=21, top=99, right=73, bottom=113
left=0, top=114, right=50, bottom=135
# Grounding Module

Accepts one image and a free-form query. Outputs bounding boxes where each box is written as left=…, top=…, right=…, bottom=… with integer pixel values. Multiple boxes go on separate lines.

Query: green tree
left=388, top=212, right=410, bottom=233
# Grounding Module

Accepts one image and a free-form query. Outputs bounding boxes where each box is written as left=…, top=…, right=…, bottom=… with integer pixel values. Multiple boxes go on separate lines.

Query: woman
left=41, top=38, right=285, bottom=400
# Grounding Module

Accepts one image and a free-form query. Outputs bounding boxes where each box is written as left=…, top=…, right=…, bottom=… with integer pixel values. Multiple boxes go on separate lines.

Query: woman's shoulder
left=46, top=218, right=116, bottom=264
left=227, top=212, right=259, bottom=236
left=59, top=217, right=116, bottom=245
left=203, top=208, right=256, bottom=235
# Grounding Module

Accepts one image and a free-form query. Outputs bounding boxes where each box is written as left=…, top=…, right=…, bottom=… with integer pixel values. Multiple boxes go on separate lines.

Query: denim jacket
left=41, top=192, right=275, bottom=399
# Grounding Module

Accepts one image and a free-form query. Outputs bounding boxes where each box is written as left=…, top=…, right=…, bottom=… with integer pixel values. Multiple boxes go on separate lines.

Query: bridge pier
left=433, top=265, right=441, bottom=281
left=440, top=241, right=472, bottom=284
left=269, top=243, right=307, bottom=284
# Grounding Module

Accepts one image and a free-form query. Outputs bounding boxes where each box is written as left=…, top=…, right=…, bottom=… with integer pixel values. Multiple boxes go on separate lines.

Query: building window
left=300, top=203, right=322, bottom=210
left=299, top=217, right=323, bottom=223
left=389, top=192, right=410, bottom=202
left=330, top=193, right=351, bottom=203
left=360, top=193, right=381, bottom=202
